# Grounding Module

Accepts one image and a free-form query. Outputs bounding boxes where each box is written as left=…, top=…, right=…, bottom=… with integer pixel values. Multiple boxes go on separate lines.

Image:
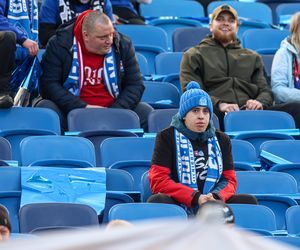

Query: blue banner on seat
left=21, top=167, right=106, bottom=214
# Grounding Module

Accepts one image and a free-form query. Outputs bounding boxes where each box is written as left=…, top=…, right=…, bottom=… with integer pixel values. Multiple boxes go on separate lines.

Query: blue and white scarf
left=7, top=0, right=38, bottom=41
left=174, top=129, right=223, bottom=194
left=59, top=0, right=104, bottom=24
left=63, top=37, right=119, bottom=98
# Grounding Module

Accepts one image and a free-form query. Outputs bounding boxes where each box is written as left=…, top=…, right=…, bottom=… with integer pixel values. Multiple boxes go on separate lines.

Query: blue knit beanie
left=179, top=81, right=213, bottom=119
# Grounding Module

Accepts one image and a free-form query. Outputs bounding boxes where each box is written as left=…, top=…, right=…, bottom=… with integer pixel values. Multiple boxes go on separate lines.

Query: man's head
left=209, top=5, right=239, bottom=46
left=82, top=11, right=115, bottom=55
left=0, top=205, right=11, bottom=241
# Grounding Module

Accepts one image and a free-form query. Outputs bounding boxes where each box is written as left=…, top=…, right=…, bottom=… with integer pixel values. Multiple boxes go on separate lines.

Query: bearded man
left=180, top=4, right=300, bottom=130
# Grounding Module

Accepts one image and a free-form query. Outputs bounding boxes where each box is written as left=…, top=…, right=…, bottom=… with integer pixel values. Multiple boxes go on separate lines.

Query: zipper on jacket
left=224, top=47, right=240, bottom=106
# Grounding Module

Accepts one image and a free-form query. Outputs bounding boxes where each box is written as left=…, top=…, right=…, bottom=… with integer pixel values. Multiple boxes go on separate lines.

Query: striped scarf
left=7, top=0, right=38, bottom=41
left=174, top=129, right=223, bottom=194
left=63, top=37, right=119, bottom=98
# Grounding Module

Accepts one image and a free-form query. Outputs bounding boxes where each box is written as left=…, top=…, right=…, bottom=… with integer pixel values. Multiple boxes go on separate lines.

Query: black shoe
left=0, top=94, right=13, bottom=108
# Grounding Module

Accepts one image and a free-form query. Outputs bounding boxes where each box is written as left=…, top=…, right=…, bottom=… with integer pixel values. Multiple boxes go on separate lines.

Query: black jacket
left=40, top=22, right=144, bottom=114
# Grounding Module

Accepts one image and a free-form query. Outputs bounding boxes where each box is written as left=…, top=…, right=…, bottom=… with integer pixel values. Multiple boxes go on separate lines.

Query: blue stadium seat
left=106, top=169, right=135, bottom=192
left=229, top=204, right=277, bottom=232
left=78, top=130, right=138, bottom=167
left=136, top=52, right=150, bottom=76
left=140, top=171, right=152, bottom=202
left=0, top=137, right=12, bottom=161
left=108, top=203, right=188, bottom=222
left=0, top=107, right=61, bottom=162
left=261, top=54, right=274, bottom=79
left=19, top=202, right=99, bottom=233
left=285, top=205, right=300, bottom=235
left=231, top=139, right=257, bottom=164
left=20, top=136, right=96, bottom=167
left=142, top=81, right=180, bottom=109
left=100, top=137, right=156, bottom=168
left=275, top=3, right=300, bottom=26
left=172, top=27, right=210, bottom=52
left=67, top=108, right=140, bottom=131
left=155, top=52, right=183, bottom=75
left=242, top=29, right=290, bottom=54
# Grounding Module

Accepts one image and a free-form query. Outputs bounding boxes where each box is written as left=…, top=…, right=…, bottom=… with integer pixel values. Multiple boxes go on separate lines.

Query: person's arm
left=271, top=48, right=300, bottom=103
left=38, top=0, right=60, bottom=47
left=40, top=36, right=87, bottom=114
left=251, top=55, right=274, bottom=108
left=110, top=34, right=144, bottom=110
left=210, top=133, right=237, bottom=202
left=149, top=130, right=198, bottom=207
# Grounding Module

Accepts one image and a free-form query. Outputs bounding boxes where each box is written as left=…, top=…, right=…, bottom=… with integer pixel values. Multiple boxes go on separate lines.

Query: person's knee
left=147, top=193, right=178, bottom=204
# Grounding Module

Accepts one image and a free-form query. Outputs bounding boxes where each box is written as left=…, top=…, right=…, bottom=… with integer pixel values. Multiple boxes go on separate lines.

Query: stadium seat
left=99, top=137, right=156, bottom=168
left=106, top=169, right=135, bottom=192
left=0, top=137, right=12, bottom=161
left=229, top=204, right=277, bottom=232
left=108, top=203, right=188, bottom=222
left=20, top=136, right=96, bottom=167
left=172, top=27, right=210, bottom=52
left=285, top=205, right=300, bottom=235
left=231, top=139, right=257, bottom=164
left=19, top=202, right=99, bottom=233
left=142, top=81, right=180, bottom=109
left=161, top=73, right=181, bottom=94
left=0, top=107, right=61, bottom=162
left=116, top=25, right=168, bottom=73
left=275, top=3, right=300, bottom=26
left=136, top=52, right=150, bottom=76
left=155, top=52, right=183, bottom=75
left=109, top=160, right=151, bottom=192
left=236, top=171, right=298, bottom=195
left=242, top=29, right=290, bottom=54
left=140, top=171, right=152, bottom=202
left=78, top=130, right=137, bottom=167
left=261, top=54, right=274, bottom=80
left=270, top=163, right=300, bottom=192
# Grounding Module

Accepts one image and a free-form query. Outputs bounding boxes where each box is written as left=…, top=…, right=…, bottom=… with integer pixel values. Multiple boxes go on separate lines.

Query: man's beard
left=213, top=29, right=237, bottom=44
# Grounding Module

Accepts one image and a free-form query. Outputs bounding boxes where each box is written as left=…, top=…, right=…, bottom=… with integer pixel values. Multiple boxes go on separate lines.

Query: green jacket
left=180, top=36, right=273, bottom=108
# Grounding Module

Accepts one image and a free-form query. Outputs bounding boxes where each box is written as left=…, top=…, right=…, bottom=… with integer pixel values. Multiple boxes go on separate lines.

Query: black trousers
left=0, top=31, right=16, bottom=94
left=147, top=193, right=258, bottom=216
left=214, top=102, right=300, bottom=131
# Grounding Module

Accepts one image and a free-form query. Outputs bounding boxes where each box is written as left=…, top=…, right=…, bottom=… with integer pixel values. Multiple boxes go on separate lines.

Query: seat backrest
left=136, top=52, right=150, bottom=76
left=78, top=130, right=138, bottom=167
left=109, top=160, right=151, bottom=191
left=106, top=168, right=135, bottom=192
left=67, top=108, right=140, bottom=131
left=155, top=52, right=183, bottom=75
left=231, top=139, right=257, bottom=163
left=142, top=81, right=180, bottom=109
left=102, top=192, right=134, bottom=223
left=19, top=202, right=99, bottom=233
left=229, top=204, right=277, bottom=231
left=100, top=137, right=156, bottom=167
left=140, top=171, right=152, bottom=202
left=256, top=195, right=297, bottom=230
left=224, top=110, right=295, bottom=132
left=108, top=203, right=188, bottom=222
left=236, top=171, right=298, bottom=194
left=276, top=3, right=300, bottom=25
left=207, top=1, right=273, bottom=24
left=0, top=167, right=21, bottom=191
left=242, top=29, right=290, bottom=53
left=172, top=27, right=210, bottom=52
left=140, top=0, right=204, bottom=19
left=0, top=137, right=12, bottom=160
left=20, top=136, right=96, bottom=167
left=285, top=205, right=300, bottom=235
left=260, top=140, right=300, bottom=163
left=261, top=54, right=274, bottom=78
left=148, top=109, right=178, bottom=133
left=270, top=163, right=300, bottom=193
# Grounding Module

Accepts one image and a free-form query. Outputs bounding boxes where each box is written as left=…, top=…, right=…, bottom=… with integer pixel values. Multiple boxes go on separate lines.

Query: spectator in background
left=36, top=11, right=152, bottom=131
left=180, top=4, right=300, bottom=130
left=39, top=0, right=114, bottom=47
left=148, top=82, right=257, bottom=216
left=271, top=12, right=300, bottom=104
left=0, top=0, right=39, bottom=108
left=112, top=0, right=151, bottom=25
left=0, top=205, right=11, bottom=241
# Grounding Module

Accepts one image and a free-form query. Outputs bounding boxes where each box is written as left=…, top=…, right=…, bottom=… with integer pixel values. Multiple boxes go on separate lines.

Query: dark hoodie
left=180, top=36, right=273, bottom=108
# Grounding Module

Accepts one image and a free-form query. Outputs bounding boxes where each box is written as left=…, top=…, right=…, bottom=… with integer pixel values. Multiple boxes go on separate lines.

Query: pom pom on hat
left=179, top=81, right=213, bottom=119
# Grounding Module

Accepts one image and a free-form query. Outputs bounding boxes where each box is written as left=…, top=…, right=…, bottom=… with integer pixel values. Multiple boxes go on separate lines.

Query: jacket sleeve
left=40, top=36, right=87, bottom=114
left=211, top=133, right=237, bottom=202
left=110, top=34, right=144, bottom=110
left=271, top=48, right=300, bottom=103
left=180, top=48, right=221, bottom=106
left=0, top=0, right=27, bottom=44
left=251, top=55, right=274, bottom=108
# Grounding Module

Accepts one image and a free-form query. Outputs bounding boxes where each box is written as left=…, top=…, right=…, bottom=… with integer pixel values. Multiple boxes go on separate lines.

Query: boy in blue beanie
left=148, top=81, right=257, bottom=215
